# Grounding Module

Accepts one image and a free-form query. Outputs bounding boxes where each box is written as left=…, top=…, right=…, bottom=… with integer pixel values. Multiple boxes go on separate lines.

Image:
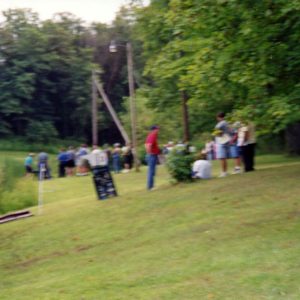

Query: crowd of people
left=24, top=112, right=256, bottom=192
left=24, top=143, right=135, bottom=179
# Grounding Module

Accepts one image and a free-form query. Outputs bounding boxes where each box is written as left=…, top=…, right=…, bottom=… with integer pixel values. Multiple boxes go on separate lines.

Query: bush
left=138, top=147, right=148, bottom=165
left=166, top=149, right=194, bottom=182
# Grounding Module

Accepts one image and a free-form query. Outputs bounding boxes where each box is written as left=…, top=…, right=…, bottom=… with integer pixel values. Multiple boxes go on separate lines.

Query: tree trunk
left=181, top=90, right=190, bottom=142
left=285, top=122, right=300, bottom=155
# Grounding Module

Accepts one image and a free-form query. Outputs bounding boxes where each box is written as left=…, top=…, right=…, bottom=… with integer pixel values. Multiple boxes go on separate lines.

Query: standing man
left=38, top=151, right=51, bottom=179
left=86, top=145, right=109, bottom=170
left=57, top=148, right=68, bottom=178
left=145, top=125, right=160, bottom=190
left=86, top=145, right=117, bottom=200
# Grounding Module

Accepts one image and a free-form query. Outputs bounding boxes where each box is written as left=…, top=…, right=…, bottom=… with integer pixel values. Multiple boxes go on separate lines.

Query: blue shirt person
left=57, top=148, right=69, bottom=177
left=24, top=153, right=34, bottom=176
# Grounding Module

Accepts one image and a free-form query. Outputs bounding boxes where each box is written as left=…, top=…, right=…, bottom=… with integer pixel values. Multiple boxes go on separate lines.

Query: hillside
left=1, top=155, right=300, bottom=299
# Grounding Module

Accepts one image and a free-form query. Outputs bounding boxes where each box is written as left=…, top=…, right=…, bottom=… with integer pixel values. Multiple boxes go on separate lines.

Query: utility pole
left=92, top=71, right=98, bottom=145
left=126, top=42, right=140, bottom=171
left=93, top=76, right=130, bottom=145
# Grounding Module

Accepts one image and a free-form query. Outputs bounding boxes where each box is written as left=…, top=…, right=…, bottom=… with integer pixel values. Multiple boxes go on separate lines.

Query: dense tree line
left=0, top=10, right=91, bottom=142
left=1, top=1, right=300, bottom=151
left=0, top=8, right=135, bottom=144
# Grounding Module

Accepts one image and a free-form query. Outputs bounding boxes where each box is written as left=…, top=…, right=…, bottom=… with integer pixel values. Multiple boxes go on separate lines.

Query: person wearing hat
left=145, top=125, right=160, bottom=190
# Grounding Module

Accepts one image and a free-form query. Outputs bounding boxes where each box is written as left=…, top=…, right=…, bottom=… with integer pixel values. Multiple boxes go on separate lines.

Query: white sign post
left=38, top=163, right=46, bottom=215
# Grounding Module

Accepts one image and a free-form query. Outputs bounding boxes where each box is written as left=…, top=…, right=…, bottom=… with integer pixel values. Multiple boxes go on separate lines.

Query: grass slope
left=0, top=155, right=300, bottom=299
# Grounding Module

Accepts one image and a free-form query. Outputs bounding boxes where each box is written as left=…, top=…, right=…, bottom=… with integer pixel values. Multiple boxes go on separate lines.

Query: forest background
left=0, top=0, right=300, bottom=154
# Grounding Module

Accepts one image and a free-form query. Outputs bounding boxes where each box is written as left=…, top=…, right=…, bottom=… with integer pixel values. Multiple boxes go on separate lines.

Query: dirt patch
left=75, top=244, right=94, bottom=252
left=6, top=251, right=67, bottom=269
left=287, top=210, right=300, bottom=219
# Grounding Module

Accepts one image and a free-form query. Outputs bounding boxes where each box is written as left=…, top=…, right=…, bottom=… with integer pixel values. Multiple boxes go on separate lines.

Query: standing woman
left=229, top=122, right=242, bottom=174
left=145, top=125, right=160, bottom=190
left=214, top=112, right=231, bottom=177
left=243, top=122, right=256, bottom=172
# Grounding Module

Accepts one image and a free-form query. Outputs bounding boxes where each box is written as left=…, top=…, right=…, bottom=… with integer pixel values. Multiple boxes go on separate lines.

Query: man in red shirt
left=145, top=125, right=160, bottom=190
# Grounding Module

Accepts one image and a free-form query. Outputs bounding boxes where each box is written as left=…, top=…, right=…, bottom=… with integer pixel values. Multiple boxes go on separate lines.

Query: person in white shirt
left=84, top=145, right=108, bottom=169
left=214, top=112, right=231, bottom=177
left=192, top=153, right=212, bottom=179
left=237, top=122, right=256, bottom=172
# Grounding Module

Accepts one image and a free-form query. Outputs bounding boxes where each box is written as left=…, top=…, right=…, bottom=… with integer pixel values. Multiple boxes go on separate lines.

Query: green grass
left=0, top=156, right=37, bottom=214
left=0, top=154, right=300, bottom=299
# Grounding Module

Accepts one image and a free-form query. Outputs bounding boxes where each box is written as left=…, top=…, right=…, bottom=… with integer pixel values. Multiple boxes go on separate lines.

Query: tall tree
left=0, top=10, right=93, bottom=141
left=134, top=0, right=300, bottom=138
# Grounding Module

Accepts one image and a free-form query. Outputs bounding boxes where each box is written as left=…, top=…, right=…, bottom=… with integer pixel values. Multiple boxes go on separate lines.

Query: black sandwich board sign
left=92, top=166, right=117, bottom=200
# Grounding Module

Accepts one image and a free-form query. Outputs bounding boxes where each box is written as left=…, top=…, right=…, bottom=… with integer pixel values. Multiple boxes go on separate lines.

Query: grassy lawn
left=0, top=154, right=300, bottom=299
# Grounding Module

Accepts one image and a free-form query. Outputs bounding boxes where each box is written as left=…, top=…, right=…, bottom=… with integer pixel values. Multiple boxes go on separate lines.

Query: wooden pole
left=93, top=75, right=130, bottom=145
left=92, top=71, right=98, bottom=145
left=126, top=42, right=140, bottom=171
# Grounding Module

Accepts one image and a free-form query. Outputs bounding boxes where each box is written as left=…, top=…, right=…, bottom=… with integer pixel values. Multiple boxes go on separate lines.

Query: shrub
left=166, top=149, right=194, bottom=182
left=138, top=147, right=148, bottom=165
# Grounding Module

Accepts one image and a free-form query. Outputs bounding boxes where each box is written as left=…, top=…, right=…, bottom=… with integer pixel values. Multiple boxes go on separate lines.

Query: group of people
left=189, top=112, right=256, bottom=179
left=24, top=112, right=256, bottom=192
left=111, top=143, right=134, bottom=174
left=144, top=112, right=256, bottom=190
left=24, top=151, right=52, bottom=179
left=203, top=112, right=256, bottom=177
left=57, top=145, right=89, bottom=177
left=24, top=143, right=135, bottom=179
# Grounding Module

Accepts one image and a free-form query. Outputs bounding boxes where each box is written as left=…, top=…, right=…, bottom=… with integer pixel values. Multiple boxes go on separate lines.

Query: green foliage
left=120, top=88, right=182, bottom=150
left=2, top=2, right=300, bottom=149
left=0, top=138, right=82, bottom=154
left=0, top=9, right=93, bottom=140
left=166, top=149, right=194, bottom=182
left=0, top=158, right=22, bottom=191
left=133, top=0, right=300, bottom=140
left=26, top=121, right=58, bottom=143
